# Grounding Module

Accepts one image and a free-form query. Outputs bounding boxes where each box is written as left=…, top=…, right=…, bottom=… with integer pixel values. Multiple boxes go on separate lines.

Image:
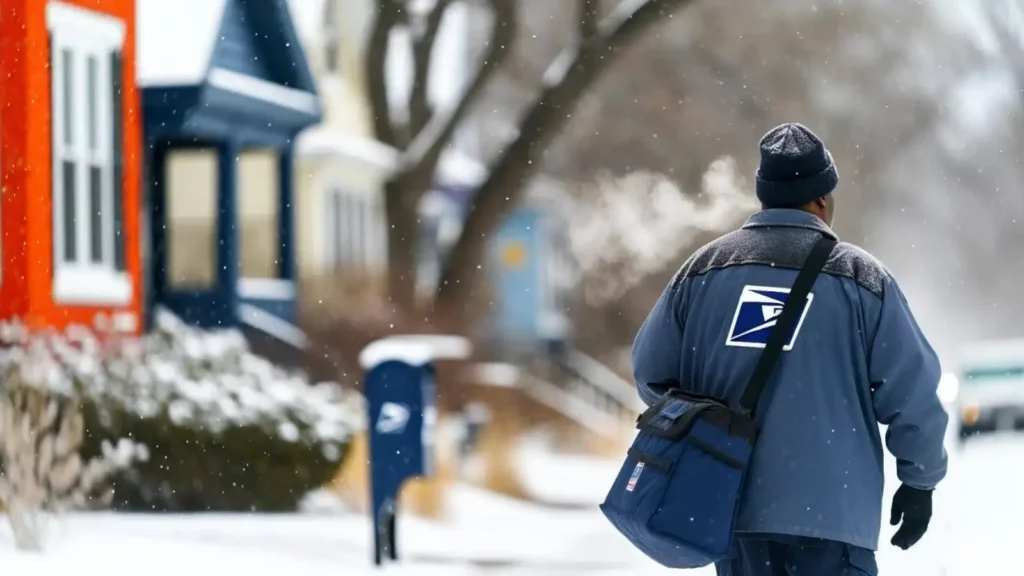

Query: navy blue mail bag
left=600, top=235, right=836, bottom=569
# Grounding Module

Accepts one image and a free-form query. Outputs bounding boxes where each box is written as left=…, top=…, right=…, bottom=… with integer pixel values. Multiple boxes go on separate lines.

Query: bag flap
left=638, top=390, right=720, bottom=439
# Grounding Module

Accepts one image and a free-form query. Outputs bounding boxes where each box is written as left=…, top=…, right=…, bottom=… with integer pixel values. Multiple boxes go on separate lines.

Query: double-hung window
left=324, top=187, right=387, bottom=271
left=48, top=2, right=129, bottom=304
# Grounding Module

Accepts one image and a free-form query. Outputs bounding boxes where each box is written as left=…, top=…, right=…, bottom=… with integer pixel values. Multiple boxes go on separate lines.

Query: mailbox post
left=358, top=335, right=471, bottom=566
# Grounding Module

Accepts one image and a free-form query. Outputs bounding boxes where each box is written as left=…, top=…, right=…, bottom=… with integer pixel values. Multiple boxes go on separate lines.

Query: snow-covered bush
left=0, top=310, right=363, bottom=512
left=0, top=354, right=145, bottom=550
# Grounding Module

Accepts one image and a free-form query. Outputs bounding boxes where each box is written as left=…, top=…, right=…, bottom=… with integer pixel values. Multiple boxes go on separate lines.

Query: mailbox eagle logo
left=376, top=402, right=412, bottom=434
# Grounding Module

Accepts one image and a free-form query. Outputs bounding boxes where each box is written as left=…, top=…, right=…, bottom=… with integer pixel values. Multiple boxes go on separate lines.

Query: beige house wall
left=290, top=0, right=394, bottom=282
left=293, top=152, right=390, bottom=279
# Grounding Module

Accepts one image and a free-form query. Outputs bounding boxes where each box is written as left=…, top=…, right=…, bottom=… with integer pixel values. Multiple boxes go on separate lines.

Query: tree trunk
left=433, top=0, right=699, bottom=323
left=432, top=63, right=598, bottom=321
left=384, top=179, right=421, bottom=314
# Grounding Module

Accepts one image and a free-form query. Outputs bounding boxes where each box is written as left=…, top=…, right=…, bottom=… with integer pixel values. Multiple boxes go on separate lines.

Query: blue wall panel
left=491, top=207, right=542, bottom=340
left=211, top=0, right=270, bottom=79
left=210, top=0, right=311, bottom=90
left=162, top=291, right=233, bottom=328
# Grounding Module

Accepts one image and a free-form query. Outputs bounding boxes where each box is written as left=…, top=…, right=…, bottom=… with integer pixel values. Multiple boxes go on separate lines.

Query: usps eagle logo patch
left=725, top=285, right=814, bottom=351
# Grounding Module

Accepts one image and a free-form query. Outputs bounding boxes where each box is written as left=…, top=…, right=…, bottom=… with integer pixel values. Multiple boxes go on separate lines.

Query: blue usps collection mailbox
left=359, top=335, right=470, bottom=567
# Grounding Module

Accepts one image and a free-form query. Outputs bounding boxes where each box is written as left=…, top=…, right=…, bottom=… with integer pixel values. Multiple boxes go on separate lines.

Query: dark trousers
left=714, top=535, right=878, bottom=576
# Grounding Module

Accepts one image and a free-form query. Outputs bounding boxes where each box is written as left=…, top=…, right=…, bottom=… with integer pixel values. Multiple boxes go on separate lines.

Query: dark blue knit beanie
left=755, top=123, right=838, bottom=206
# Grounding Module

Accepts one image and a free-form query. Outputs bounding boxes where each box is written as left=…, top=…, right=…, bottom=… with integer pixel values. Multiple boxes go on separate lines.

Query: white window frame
left=48, top=2, right=130, bottom=305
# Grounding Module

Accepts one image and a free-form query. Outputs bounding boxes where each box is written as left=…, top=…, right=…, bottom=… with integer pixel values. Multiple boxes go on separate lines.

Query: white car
left=951, top=338, right=1024, bottom=443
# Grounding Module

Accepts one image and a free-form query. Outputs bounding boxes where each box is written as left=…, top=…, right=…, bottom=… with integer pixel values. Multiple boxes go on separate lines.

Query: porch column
left=146, top=141, right=170, bottom=330
left=216, top=139, right=240, bottom=326
left=277, top=142, right=296, bottom=282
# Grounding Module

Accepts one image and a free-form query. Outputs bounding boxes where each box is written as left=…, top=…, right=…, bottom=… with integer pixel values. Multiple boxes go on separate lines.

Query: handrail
left=561, top=349, right=644, bottom=411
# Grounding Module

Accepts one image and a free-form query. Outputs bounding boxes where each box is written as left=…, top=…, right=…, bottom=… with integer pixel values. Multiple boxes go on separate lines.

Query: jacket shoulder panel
left=673, top=228, right=886, bottom=299
left=829, top=241, right=888, bottom=300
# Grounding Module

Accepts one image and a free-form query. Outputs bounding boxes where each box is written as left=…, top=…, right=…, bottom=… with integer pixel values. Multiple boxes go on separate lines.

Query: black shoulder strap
left=739, top=235, right=837, bottom=415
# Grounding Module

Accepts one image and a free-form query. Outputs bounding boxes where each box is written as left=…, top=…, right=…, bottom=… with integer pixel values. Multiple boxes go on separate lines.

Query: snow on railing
left=518, top=372, right=628, bottom=439
left=563, top=349, right=645, bottom=413
left=473, top=357, right=639, bottom=441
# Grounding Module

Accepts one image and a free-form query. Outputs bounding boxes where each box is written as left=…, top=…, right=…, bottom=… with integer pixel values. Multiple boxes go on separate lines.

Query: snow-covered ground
left=0, top=430, right=1016, bottom=575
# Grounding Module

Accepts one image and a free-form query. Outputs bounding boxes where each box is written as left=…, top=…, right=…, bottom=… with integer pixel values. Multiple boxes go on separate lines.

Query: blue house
left=137, top=0, right=320, bottom=351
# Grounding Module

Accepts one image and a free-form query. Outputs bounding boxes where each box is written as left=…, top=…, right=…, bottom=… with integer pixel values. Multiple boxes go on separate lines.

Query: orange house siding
left=0, top=0, right=141, bottom=333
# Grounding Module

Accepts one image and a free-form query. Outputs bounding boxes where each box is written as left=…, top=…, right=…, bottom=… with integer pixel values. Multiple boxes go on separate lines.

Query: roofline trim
left=208, top=67, right=319, bottom=115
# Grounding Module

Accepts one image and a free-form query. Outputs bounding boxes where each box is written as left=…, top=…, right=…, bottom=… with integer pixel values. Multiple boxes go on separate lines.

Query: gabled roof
left=138, top=0, right=316, bottom=93
left=138, top=0, right=321, bottom=144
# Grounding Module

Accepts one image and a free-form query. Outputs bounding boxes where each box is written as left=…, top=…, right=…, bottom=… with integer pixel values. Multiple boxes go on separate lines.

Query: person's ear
left=814, top=196, right=829, bottom=211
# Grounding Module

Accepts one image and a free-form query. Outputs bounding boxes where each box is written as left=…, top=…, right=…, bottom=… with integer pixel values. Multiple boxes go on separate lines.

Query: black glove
left=889, top=484, right=933, bottom=550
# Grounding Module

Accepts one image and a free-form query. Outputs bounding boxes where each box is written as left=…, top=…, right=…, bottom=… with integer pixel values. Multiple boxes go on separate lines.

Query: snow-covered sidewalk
left=0, top=431, right=1015, bottom=575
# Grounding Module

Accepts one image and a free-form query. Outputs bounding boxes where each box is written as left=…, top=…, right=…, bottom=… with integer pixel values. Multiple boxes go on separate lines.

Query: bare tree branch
left=409, top=0, right=456, bottom=136
left=382, top=0, right=518, bottom=311
left=981, top=0, right=1024, bottom=101
left=579, top=0, right=600, bottom=38
left=397, top=0, right=519, bottom=187
left=434, top=0, right=697, bottom=309
left=366, top=0, right=403, bottom=147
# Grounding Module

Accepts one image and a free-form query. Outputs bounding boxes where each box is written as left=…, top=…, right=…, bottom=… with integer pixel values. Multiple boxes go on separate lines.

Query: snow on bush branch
left=0, top=310, right=364, bottom=546
left=0, top=352, right=146, bottom=550
left=0, top=309, right=363, bottom=457
left=566, top=156, right=759, bottom=305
